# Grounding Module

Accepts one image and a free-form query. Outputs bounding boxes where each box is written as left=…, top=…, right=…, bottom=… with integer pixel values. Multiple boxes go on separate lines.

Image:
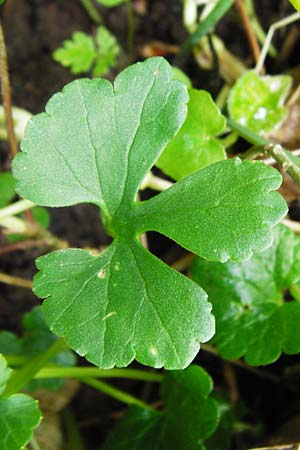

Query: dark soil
left=1, top=0, right=300, bottom=448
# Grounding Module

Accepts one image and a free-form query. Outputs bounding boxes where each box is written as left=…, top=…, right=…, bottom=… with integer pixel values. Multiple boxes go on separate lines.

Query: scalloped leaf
left=157, top=89, right=226, bottom=180
left=191, top=225, right=300, bottom=365
left=102, top=365, right=219, bottom=450
left=228, top=70, right=292, bottom=135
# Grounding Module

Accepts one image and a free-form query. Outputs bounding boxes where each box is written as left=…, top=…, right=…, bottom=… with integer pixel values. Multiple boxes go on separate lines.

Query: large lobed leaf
left=191, top=225, right=300, bottom=365
left=102, top=365, right=219, bottom=450
left=0, top=355, right=41, bottom=450
left=13, top=57, right=287, bottom=370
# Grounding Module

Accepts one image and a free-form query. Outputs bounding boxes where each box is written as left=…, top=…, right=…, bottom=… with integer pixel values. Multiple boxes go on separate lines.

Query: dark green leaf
left=0, top=172, right=15, bottom=208
left=191, top=225, right=300, bottom=365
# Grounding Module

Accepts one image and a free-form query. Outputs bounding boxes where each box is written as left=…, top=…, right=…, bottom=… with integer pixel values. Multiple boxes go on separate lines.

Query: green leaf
left=157, top=89, right=226, bottom=180
left=228, top=70, right=292, bottom=135
left=34, top=240, right=213, bottom=369
left=96, top=0, right=125, bottom=6
left=31, top=206, right=50, bottom=228
left=0, top=172, right=16, bottom=208
left=13, top=57, right=286, bottom=370
left=93, top=26, right=120, bottom=77
left=0, top=355, right=12, bottom=396
left=191, top=225, right=300, bottom=365
left=53, top=31, right=96, bottom=74
left=102, top=365, right=219, bottom=450
left=171, top=67, right=192, bottom=88
left=137, top=158, right=287, bottom=262
left=0, top=394, right=41, bottom=450
left=289, top=0, right=300, bottom=11
left=0, top=355, right=42, bottom=449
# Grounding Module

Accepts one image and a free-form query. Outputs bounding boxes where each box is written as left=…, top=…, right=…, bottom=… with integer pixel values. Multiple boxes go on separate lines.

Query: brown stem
left=0, top=272, right=32, bottom=289
left=0, top=19, right=18, bottom=158
left=234, top=0, right=261, bottom=65
left=0, top=239, right=45, bottom=256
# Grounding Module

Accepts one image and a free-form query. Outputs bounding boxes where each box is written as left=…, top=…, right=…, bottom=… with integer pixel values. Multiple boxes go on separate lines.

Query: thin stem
left=267, top=143, right=300, bottom=185
left=0, top=199, right=35, bottom=220
left=29, top=436, right=43, bottom=450
left=282, top=218, right=300, bottom=234
left=141, top=172, right=173, bottom=192
left=0, top=19, right=18, bottom=158
left=63, top=409, right=85, bottom=450
left=82, top=377, right=153, bottom=410
left=35, top=366, right=163, bottom=383
left=234, top=0, right=261, bottom=64
left=4, top=338, right=66, bottom=397
left=256, top=11, right=300, bottom=74
left=0, top=272, right=32, bottom=289
left=126, top=0, right=135, bottom=62
left=171, top=253, right=195, bottom=272
left=80, top=0, right=102, bottom=24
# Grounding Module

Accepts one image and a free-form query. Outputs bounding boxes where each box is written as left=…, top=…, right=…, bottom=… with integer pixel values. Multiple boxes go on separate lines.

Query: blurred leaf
left=172, top=66, right=192, bottom=88
left=0, top=172, right=15, bottom=208
left=93, top=26, right=120, bottom=77
left=228, top=70, right=292, bottom=135
left=157, top=89, right=226, bottom=180
left=96, top=0, right=125, bottom=6
left=289, top=0, right=300, bottom=11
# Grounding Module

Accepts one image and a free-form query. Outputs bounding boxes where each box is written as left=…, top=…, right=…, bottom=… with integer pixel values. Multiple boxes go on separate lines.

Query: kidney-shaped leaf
left=34, top=240, right=213, bottom=369
left=191, top=225, right=300, bottom=365
left=102, top=365, right=219, bottom=450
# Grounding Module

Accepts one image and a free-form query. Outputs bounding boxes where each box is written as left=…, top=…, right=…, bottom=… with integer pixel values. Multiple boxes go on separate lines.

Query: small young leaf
left=93, top=26, right=120, bottom=77
left=53, top=32, right=96, bottom=74
left=102, top=365, right=219, bottom=450
left=0, top=172, right=15, bottom=207
left=228, top=70, right=292, bottom=135
left=34, top=241, right=213, bottom=369
left=156, top=89, right=227, bottom=180
left=137, top=158, right=287, bottom=262
left=0, top=355, right=42, bottom=450
left=191, top=225, right=300, bottom=365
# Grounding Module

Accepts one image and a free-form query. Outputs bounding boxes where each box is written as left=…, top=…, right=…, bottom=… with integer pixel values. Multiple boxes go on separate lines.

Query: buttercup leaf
left=191, top=225, right=300, bottom=365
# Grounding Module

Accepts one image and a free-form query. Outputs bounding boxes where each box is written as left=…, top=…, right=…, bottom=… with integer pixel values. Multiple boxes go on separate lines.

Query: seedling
left=12, top=57, right=287, bottom=371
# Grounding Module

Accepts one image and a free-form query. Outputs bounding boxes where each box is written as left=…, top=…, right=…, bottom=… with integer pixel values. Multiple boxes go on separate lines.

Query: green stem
left=126, top=0, right=134, bottom=62
left=227, top=118, right=268, bottom=147
left=29, top=436, right=43, bottom=450
left=63, top=409, right=85, bottom=450
left=35, top=366, right=163, bottom=383
left=80, top=0, right=103, bottom=24
left=82, top=377, right=153, bottom=410
left=268, top=144, right=300, bottom=185
left=0, top=199, right=35, bottom=220
left=3, top=338, right=66, bottom=397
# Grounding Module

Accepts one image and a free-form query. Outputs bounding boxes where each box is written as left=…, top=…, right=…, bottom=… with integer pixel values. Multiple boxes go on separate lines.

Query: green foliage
left=157, top=89, right=226, bottom=180
left=53, top=26, right=120, bottom=77
left=102, top=365, right=219, bottom=450
left=289, top=0, right=300, bottom=10
left=13, top=57, right=287, bottom=370
left=96, top=0, right=125, bottom=6
left=171, top=66, right=192, bottom=88
left=228, top=70, right=292, bottom=135
left=0, top=172, right=15, bottom=207
left=191, top=225, right=300, bottom=366
left=0, top=306, right=75, bottom=390
left=0, top=355, right=41, bottom=450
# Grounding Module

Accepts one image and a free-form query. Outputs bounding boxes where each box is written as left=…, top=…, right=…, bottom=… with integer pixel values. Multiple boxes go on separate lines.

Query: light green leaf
left=157, top=89, right=226, bottom=180
left=0, top=394, right=41, bottom=450
left=0, top=172, right=15, bottom=208
left=0, top=355, right=12, bottom=396
left=53, top=31, right=96, bottom=74
left=289, top=0, right=300, bottom=11
left=96, top=0, right=125, bottom=6
left=228, top=70, right=292, bottom=135
left=102, top=365, right=219, bottom=450
left=171, top=66, right=192, bottom=88
left=137, top=158, right=287, bottom=262
left=34, top=240, right=213, bottom=369
left=93, top=26, right=120, bottom=77
left=191, top=225, right=300, bottom=365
